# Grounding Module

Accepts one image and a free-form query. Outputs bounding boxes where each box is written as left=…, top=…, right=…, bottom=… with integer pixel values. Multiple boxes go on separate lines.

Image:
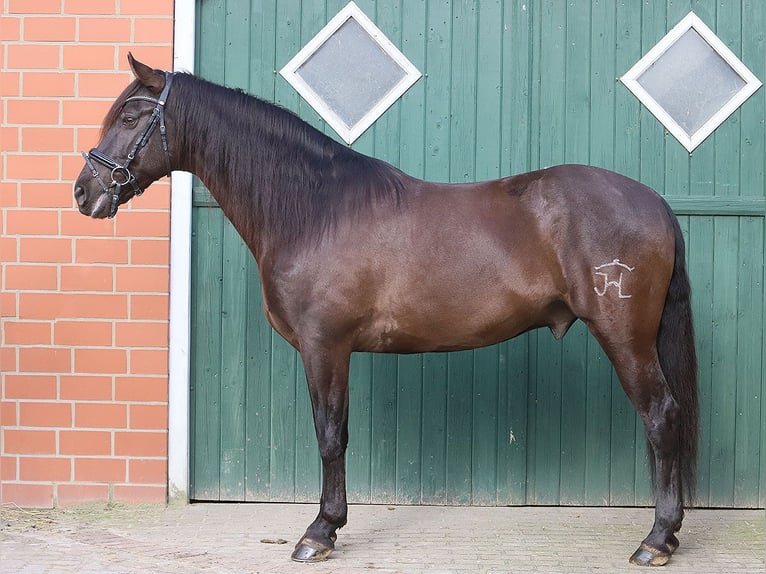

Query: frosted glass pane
left=296, top=18, right=407, bottom=128
left=637, top=29, right=746, bottom=135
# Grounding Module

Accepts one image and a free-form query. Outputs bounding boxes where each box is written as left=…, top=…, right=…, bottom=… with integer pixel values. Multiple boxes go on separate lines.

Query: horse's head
left=74, top=54, right=174, bottom=218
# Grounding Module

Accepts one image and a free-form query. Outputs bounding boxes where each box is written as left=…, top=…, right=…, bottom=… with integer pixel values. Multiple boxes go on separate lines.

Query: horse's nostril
left=74, top=185, right=87, bottom=207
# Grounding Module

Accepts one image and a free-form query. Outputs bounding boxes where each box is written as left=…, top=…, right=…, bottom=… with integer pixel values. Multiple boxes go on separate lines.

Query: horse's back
left=507, top=164, right=673, bottom=236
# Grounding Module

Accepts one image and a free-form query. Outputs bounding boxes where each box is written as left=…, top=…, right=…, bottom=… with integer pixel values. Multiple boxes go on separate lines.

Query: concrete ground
left=0, top=503, right=763, bottom=574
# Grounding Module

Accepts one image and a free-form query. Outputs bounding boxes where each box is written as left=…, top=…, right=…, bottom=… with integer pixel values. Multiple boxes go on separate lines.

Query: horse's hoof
left=291, top=537, right=334, bottom=563
left=629, top=543, right=671, bottom=567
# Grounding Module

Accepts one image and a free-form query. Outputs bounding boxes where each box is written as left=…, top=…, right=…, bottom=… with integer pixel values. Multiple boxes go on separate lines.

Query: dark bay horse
left=74, top=55, right=698, bottom=567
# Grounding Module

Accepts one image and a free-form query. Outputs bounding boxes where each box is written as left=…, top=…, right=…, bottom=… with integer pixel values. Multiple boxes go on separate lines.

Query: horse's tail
left=655, top=203, right=699, bottom=506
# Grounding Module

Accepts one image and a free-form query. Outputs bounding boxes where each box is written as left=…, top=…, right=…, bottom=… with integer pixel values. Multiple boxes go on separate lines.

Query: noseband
left=81, top=72, right=174, bottom=218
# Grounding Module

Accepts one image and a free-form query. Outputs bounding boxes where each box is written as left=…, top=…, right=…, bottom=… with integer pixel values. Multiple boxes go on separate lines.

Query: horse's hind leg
left=588, top=326, right=683, bottom=566
left=291, top=344, right=351, bottom=563
left=627, top=365, right=684, bottom=567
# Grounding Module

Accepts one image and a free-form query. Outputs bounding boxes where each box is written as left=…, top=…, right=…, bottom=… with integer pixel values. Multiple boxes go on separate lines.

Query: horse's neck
left=173, top=86, right=270, bottom=260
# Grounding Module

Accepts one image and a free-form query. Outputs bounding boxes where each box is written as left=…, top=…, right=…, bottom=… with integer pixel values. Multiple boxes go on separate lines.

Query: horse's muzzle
left=73, top=182, right=112, bottom=219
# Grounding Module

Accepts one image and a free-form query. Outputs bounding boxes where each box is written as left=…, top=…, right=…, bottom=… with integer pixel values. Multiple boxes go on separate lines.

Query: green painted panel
left=218, top=220, right=248, bottom=499
left=370, top=355, right=398, bottom=503
left=244, top=258, right=272, bottom=500
left=446, top=351, right=473, bottom=505
left=395, top=355, right=423, bottom=504
left=497, top=338, right=530, bottom=506
left=268, top=336, right=298, bottom=502
left=560, top=322, right=588, bottom=505
left=346, top=354, right=372, bottom=502
left=420, top=354, right=448, bottom=504
left=472, top=346, right=500, bottom=505
left=293, top=351, right=320, bottom=503
left=709, top=219, right=740, bottom=506
left=191, top=0, right=766, bottom=508
left=735, top=219, right=764, bottom=507
left=738, top=0, right=766, bottom=510
left=190, top=206, right=224, bottom=500
left=688, top=216, right=715, bottom=506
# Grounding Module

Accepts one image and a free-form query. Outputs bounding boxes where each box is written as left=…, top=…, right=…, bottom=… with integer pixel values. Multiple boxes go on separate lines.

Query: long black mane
left=152, top=72, right=409, bottom=251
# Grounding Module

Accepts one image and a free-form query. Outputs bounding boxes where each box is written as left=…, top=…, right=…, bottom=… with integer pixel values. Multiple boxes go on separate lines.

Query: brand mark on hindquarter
left=593, top=258, right=635, bottom=299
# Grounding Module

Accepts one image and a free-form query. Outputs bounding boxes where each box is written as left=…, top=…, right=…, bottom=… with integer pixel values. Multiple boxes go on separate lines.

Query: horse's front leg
left=291, top=345, right=351, bottom=563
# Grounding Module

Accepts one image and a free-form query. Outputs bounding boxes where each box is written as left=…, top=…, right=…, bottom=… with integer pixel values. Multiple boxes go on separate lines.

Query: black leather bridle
left=81, top=72, right=174, bottom=218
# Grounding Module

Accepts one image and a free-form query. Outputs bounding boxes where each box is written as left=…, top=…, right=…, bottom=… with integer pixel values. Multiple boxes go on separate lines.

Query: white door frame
left=168, top=0, right=196, bottom=502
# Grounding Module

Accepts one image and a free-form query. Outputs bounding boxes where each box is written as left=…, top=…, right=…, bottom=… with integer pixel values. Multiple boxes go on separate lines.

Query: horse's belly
left=356, top=292, right=547, bottom=354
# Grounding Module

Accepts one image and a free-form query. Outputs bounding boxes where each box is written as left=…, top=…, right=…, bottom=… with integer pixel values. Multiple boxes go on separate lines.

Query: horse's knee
left=317, top=436, right=347, bottom=461
left=315, top=422, right=348, bottom=459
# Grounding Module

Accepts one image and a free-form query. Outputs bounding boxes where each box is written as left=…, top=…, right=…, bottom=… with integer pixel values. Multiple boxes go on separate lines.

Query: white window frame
left=620, top=11, right=761, bottom=152
left=279, top=1, right=421, bottom=144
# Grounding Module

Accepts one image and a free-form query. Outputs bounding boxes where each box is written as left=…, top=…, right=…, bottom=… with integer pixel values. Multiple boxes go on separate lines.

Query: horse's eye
left=122, top=115, right=137, bottom=128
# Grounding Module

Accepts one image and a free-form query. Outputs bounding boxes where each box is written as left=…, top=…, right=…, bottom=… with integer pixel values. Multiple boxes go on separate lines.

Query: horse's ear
left=128, top=52, right=165, bottom=93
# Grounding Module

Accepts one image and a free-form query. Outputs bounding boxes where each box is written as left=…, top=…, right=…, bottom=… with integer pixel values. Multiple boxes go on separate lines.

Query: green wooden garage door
left=190, top=0, right=766, bottom=507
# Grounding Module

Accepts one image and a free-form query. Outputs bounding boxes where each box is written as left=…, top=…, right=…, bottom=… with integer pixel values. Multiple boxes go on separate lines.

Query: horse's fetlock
left=321, top=507, right=347, bottom=529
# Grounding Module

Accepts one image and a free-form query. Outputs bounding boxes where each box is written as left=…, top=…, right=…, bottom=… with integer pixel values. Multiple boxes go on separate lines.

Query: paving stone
left=0, top=504, right=763, bottom=573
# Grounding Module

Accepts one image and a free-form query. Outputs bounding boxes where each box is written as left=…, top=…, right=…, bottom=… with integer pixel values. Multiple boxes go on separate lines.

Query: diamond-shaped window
left=280, top=1, right=421, bottom=144
left=621, top=12, right=761, bottom=152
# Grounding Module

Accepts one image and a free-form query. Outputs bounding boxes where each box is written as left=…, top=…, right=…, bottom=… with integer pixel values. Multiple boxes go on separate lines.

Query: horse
left=74, top=54, right=698, bottom=567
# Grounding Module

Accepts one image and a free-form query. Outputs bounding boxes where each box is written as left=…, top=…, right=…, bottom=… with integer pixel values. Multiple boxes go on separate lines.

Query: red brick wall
left=1, top=0, right=174, bottom=507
